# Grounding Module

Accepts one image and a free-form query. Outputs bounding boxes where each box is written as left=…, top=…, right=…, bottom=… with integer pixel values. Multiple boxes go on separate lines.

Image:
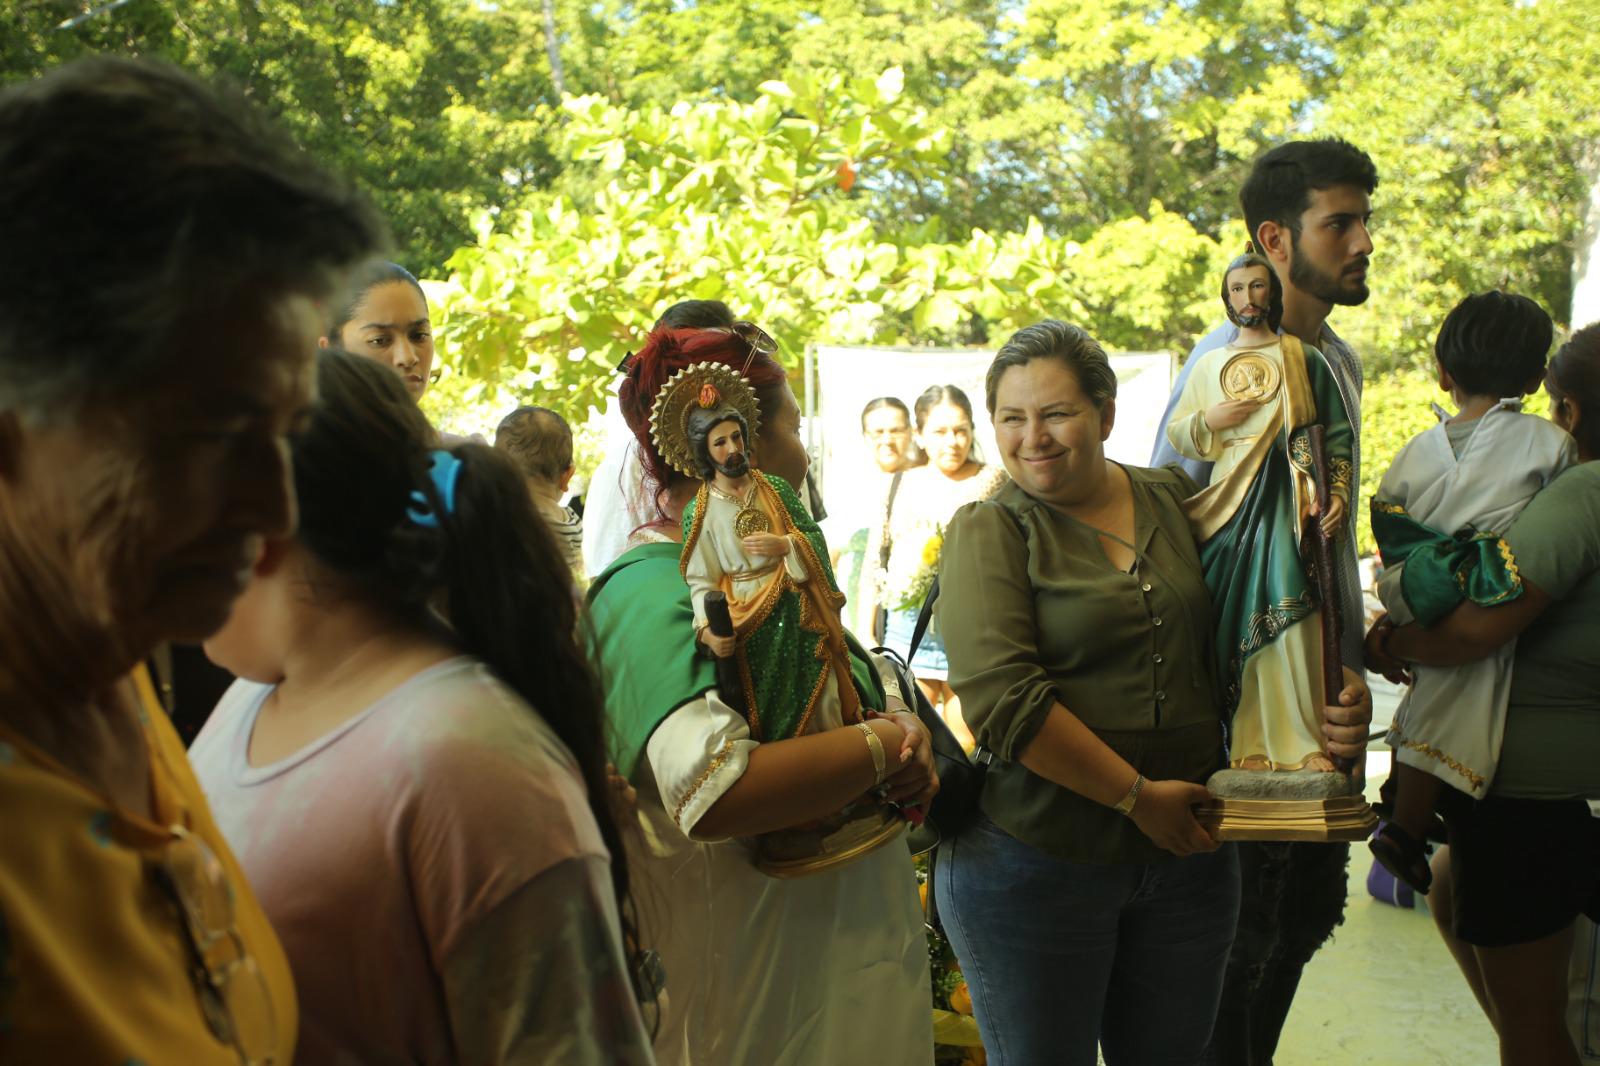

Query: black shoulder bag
left=874, top=572, right=992, bottom=856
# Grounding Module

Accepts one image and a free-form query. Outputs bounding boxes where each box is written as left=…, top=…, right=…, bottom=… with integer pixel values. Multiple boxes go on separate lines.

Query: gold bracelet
left=856, top=721, right=887, bottom=786
left=1113, top=773, right=1145, bottom=816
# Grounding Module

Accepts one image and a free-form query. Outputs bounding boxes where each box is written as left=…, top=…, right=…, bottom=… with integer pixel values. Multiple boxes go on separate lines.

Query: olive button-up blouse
left=937, top=467, right=1226, bottom=865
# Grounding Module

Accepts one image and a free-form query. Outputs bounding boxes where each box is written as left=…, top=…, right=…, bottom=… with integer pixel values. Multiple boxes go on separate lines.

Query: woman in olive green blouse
left=933, top=321, right=1372, bottom=1066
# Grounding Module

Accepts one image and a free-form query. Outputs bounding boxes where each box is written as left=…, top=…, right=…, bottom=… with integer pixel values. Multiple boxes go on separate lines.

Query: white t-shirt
left=190, top=657, right=653, bottom=1065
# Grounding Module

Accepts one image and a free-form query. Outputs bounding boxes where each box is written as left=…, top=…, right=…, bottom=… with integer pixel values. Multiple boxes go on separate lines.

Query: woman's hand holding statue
left=1127, top=780, right=1220, bottom=857
left=880, top=710, right=940, bottom=807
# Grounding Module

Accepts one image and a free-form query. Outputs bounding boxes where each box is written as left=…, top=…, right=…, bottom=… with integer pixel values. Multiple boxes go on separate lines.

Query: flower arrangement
left=885, top=520, right=944, bottom=613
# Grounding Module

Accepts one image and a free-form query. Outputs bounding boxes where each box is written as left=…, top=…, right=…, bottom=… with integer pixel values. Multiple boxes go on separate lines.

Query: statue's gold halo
left=648, top=362, right=762, bottom=479
left=1220, top=351, right=1281, bottom=402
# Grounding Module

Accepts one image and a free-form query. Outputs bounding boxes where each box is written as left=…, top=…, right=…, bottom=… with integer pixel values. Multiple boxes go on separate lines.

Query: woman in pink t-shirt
left=191, top=349, right=654, bottom=1064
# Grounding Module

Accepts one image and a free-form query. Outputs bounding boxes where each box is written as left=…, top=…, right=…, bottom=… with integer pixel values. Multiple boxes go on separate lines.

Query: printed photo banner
left=804, top=344, right=1176, bottom=537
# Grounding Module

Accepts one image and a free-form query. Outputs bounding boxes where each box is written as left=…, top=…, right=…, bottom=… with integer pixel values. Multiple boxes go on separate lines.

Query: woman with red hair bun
left=588, top=322, right=938, bottom=1065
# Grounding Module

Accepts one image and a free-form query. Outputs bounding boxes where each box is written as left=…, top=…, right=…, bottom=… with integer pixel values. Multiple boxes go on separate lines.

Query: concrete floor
left=1276, top=677, right=1499, bottom=1065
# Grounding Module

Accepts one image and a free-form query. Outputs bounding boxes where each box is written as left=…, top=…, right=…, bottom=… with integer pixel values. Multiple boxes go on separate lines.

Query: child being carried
left=1368, top=291, right=1577, bottom=893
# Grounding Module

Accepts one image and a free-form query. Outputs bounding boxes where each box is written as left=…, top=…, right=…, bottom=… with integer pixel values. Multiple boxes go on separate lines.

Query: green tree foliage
left=429, top=68, right=1233, bottom=423
left=1317, top=0, right=1600, bottom=372
left=6, top=0, right=1596, bottom=410
left=1, top=0, right=562, bottom=271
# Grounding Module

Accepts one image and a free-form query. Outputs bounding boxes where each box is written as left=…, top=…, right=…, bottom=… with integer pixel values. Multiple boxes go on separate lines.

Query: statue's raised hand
left=743, top=532, right=791, bottom=558
left=1203, top=397, right=1262, bottom=431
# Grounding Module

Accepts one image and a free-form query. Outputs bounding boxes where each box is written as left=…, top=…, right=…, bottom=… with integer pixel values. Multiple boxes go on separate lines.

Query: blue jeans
left=935, top=813, right=1241, bottom=1065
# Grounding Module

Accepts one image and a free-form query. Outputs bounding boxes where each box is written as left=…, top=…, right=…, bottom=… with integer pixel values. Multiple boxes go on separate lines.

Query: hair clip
left=407, top=449, right=463, bottom=528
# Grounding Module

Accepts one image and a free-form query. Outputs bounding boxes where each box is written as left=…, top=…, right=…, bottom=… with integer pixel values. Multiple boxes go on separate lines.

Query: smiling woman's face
left=991, top=356, right=1113, bottom=505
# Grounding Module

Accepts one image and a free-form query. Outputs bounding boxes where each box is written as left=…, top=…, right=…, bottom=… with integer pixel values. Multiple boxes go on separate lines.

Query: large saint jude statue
left=1167, top=254, right=1355, bottom=773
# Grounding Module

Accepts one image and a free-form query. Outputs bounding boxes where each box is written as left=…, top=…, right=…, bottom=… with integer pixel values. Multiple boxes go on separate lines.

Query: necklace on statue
left=713, top=479, right=772, bottom=537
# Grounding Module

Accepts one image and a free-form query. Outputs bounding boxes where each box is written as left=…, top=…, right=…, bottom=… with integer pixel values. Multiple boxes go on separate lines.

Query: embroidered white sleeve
left=645, top=690, right=757, bottom=842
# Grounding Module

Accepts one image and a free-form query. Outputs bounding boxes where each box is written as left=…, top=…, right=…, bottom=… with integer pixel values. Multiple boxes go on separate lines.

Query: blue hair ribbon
left=407, top=449, right=463, bottom=528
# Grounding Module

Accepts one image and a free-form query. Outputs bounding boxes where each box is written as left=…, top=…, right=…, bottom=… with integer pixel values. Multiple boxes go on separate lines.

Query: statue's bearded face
left=1225, top=264, right=1275, bottom=328
left=704, top=417, right=750, bottom=478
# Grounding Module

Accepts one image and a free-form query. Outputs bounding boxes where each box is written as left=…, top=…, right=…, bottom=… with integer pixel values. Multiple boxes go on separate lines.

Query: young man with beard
left=1150, top=138, right=1378, bottom=1065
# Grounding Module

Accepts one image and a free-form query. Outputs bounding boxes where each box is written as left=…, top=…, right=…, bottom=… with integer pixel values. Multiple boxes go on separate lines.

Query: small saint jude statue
left=649, top=361, right=906, bottom=873
left=1166, top=252, right=1375, bottom=840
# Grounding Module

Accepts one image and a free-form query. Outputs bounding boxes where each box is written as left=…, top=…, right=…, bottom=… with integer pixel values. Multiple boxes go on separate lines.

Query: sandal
left=1371, top=776, right=1450, bottom=844
left=1369, top=821, right=1433, bottom=895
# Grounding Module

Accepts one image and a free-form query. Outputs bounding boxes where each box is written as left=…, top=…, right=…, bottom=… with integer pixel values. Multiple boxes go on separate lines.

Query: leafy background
left=7, top=0, right=1598, bottom=551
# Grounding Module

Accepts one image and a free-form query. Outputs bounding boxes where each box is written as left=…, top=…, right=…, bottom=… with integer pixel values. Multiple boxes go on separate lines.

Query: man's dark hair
left=0, top=56, right=385, bottom=417
left=1240, top=139, right=1379, bottom=248
left=1435, top=291, right=1553, bottom=398
left=685, top=405, right=749, bottom=480
left=654, top=300, right=735, bottom=330
left=495, top=405, right=574, bottom=483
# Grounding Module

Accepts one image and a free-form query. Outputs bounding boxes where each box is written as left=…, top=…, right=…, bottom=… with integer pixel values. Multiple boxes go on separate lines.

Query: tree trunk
left=542, top=0, right=566, bottom=98
left=1573, top=143, right=1600, bottom=328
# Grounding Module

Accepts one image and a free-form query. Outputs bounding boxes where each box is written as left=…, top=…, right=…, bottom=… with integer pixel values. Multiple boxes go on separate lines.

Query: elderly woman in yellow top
left=0, top=58, right=382, bottom=1063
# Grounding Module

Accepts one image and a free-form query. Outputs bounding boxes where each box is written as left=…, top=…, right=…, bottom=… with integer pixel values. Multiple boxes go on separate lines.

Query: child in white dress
left=1369, top=292, right=1577, bottom=892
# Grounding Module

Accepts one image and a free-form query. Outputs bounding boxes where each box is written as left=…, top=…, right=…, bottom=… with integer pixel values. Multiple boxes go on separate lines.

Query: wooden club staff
left=1307, top=425, right=1353, bottom=774
left=703, top=590, right=746, bottom=717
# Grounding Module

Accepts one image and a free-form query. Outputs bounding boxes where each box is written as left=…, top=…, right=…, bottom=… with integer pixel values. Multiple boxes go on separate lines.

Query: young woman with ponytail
left=189, top=349, right=654, bottom=1064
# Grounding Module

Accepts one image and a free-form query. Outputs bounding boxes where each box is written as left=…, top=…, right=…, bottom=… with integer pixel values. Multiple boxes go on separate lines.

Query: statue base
left=753, top=804, right=906, bottom=879
left=1195, top=769, right=1378, bottom=842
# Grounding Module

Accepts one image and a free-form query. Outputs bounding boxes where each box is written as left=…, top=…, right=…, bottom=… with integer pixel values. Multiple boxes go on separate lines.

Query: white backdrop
left=803, top=344, right=1177, bottom=527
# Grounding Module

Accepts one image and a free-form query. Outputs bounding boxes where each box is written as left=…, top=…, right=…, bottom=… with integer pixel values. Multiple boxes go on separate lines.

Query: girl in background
left=870, top=384, right=1007, bottom=749
left=191, top=350, right=653, bottom=1064
left=322, top=259, right=436, bottom=400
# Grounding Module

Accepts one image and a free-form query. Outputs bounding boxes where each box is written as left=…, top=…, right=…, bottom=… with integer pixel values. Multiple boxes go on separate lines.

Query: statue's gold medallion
left=1220, top=351, right=1281, bottom=402
left=734, top=507, right=772, bottom=537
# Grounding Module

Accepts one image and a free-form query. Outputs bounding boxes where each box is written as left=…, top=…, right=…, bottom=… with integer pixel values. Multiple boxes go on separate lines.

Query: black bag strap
left=877, top=470, right=904, bottom=573
left=909, top=494, right=1023, bottom=661
left=908, top=574, right=939, bottom=659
